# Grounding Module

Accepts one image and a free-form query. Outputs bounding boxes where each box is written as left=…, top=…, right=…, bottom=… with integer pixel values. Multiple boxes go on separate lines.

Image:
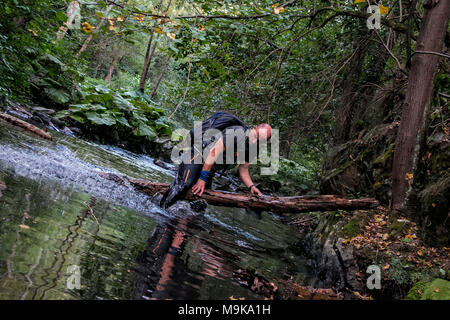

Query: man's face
left=249, top=125, right=272, bottom=144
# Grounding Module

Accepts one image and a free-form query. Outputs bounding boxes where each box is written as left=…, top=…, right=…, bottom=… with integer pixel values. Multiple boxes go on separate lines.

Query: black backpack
left=189, top=111, right=249, bottom=146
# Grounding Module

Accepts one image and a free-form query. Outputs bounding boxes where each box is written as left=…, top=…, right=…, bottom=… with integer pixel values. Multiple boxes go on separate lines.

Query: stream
left=0, top=122, right=310, bottom=300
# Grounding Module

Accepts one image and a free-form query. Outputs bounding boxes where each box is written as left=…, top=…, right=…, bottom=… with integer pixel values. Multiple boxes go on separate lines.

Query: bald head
left=249, top=123, right=272, bottom=144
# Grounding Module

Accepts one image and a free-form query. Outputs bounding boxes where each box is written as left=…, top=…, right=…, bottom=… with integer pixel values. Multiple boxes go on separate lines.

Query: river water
left=0, top=122, right=310, bottom=300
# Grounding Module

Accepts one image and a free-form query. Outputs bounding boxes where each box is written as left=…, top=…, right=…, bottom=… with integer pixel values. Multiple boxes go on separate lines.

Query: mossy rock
left=388, top=220, right=409, bottom=237
left=341, top=217, right=362, bottom=238
left=421, top=279, right=450, bottom=300
left=406, top=279, right=450, bottom=300
left=405, top=281, right=427, bottom=300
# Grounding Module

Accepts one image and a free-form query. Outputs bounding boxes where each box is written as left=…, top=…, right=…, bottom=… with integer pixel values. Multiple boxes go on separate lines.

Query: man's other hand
left=192, top=179, right=206, bottom=197
left=250, top=186, right=262, bottom=197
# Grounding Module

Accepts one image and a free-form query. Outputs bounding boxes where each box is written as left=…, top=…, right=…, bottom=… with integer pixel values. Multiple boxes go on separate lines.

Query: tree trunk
left=99, top=173, right=379, bottom=214
left=0, top=113, right=52, bottom=140
left=333, top=32, right=369, bottom=144
left=150, top=55, right=171, bottom=98
left=104, top=53, right=122, bottom=84
left=391, top=0, right=450, bottom=211
left=139, top=32, right=157, bottom=91
left=138, top=0, right=169, bottom=92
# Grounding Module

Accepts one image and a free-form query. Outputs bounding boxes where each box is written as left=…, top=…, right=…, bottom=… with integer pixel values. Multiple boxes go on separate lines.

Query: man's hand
left=192, top=179, right=206, bottom=197
left=250, top=186, right=262, bottom=197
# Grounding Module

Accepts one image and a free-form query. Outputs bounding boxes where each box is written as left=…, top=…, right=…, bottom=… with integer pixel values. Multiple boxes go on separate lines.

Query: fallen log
left=0, top=113, right=53, bottom=140
left=99, top=172, right=380, bottom=214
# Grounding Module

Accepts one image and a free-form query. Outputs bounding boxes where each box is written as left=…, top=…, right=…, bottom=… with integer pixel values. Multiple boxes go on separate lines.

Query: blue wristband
left=199, top=170, right=212, bottom=182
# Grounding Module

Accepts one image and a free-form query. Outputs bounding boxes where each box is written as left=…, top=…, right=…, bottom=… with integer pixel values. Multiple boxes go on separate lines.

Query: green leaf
left=86, top=112, right=116, bottom=126
left=116, top=116, right=131, bottom=127
left=113, top=94, right=135, bottom=111
left=44, top=87, right=70, bottom=104
left=94, top=84, right=110, bottom=93
left=55, top=110, right=71, bottom=119
left=133, top=123, right=156, bottom=139
left=56, top=11, right=67, bottom=22
left=70, top=114, right=86, bottom=124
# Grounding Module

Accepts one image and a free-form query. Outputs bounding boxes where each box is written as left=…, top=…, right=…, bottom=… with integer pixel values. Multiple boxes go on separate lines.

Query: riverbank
left=289, top=207, right=450, bottom=300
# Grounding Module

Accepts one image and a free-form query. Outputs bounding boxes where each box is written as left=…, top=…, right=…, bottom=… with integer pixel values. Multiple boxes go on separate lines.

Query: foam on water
left=0, top=143, right=167, bottom=217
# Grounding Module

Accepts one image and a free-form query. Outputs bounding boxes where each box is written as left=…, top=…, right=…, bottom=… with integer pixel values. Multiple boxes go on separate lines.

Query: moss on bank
left=293, top=207, right=449, bottom=300
left=406, top=279, right=450, bottom=300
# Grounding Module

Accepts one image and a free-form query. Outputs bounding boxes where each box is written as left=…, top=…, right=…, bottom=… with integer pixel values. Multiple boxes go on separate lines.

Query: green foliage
left=405, top=281, right=427, bottom=300
left=387, top=257, right=414, bottom=285
left=341, top=217, right=363, bottom=238
left=29, top=53, right=84, bottom=106
left=249, top=157, right=320, bottom=195
left=55, top=82, right=171, bottom=140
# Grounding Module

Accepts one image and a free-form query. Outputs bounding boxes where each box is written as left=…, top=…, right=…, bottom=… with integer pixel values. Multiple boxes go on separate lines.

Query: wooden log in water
left=99, top=172, right=380, bottom=213
left=0, top=113, right=52, bottom=140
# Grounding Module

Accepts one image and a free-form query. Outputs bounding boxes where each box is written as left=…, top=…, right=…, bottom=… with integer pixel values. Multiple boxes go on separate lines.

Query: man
left=160, top=112, right=272, bottom=208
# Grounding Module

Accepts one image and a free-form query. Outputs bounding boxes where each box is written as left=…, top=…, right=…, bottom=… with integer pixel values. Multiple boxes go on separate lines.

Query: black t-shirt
left=220, top=125, right=257, bottom=165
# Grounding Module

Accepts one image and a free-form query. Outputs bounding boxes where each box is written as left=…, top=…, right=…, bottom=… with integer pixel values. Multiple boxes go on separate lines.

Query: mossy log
left=0, top=113, right=52, bottom=140
left=99, top=172, right=380, bottom=213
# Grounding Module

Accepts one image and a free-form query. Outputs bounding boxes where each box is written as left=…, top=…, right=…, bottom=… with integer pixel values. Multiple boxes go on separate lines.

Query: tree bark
left=99, top=173, right=379, bottom=213
left=139, top=32, right=158, bottom=91
left=104, top=53, right=122, bottom=84
left=149, top=55, right=171, bottom=98
left=391, top=0, right=450, bottom=210
left=138, top=0, right=170, bottom=92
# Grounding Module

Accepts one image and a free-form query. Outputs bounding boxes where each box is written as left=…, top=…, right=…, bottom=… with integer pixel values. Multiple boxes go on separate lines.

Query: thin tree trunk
left=76, top=4, right=114, bottom=58
left=104, top=54, right=121, bottom=84
left=150, top=55, right=171, bottom=98
left=139, top=32, right=157, bottom=91
left=139, top=0, right=168, bottom=92
left=391, top=0, right=449, bottom=211
left=333, top=33, right=369, bottom=144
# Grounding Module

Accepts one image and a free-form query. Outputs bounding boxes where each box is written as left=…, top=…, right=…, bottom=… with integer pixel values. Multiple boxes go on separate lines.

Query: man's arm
left=238, top=163, right=262, bottom=197
left=191, top=138, right=225, bottom=197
